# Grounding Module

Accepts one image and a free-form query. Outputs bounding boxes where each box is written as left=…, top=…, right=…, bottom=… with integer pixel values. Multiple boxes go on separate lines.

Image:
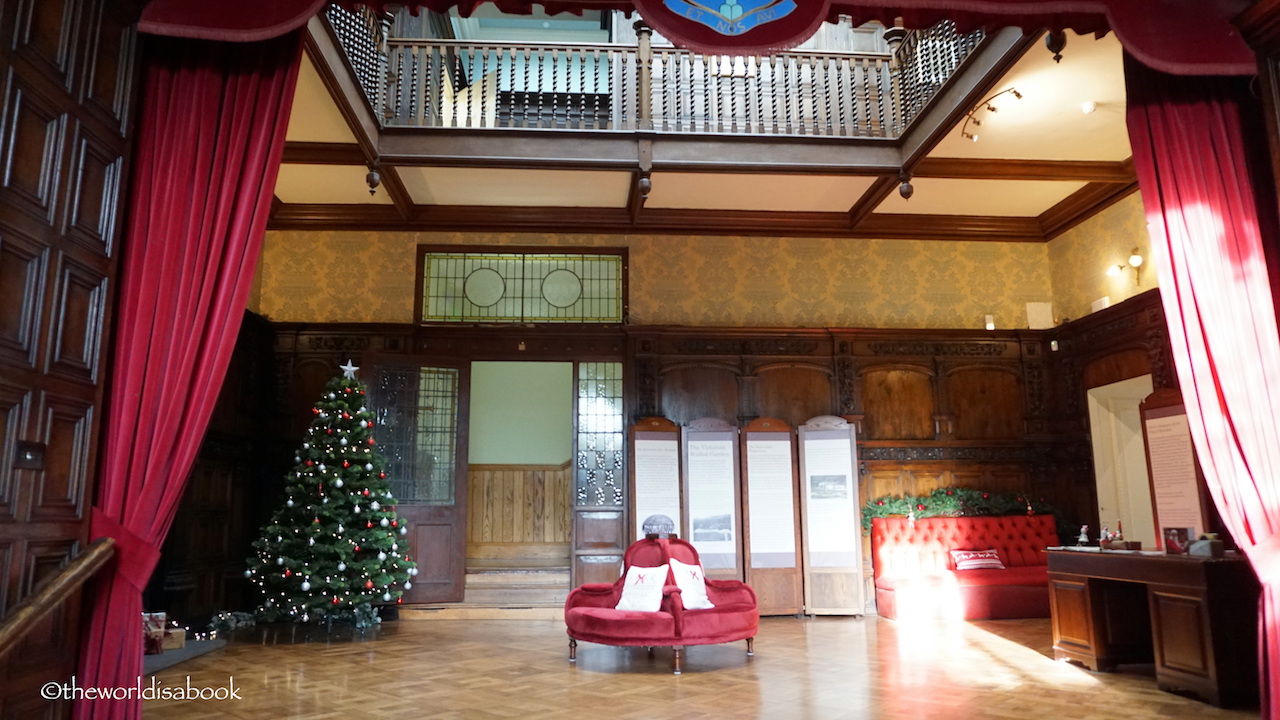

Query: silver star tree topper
left=339, top=359, right=359, bottom=380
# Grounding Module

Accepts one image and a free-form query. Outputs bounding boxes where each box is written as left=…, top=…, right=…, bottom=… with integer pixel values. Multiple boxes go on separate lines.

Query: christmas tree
left=246, top=360, right=417, bottom=628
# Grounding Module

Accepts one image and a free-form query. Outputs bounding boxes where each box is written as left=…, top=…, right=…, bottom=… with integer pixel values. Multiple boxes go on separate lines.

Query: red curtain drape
left=1125, top=55, right=1280, bottom=715
left=74, top=31, right=302, bottom=720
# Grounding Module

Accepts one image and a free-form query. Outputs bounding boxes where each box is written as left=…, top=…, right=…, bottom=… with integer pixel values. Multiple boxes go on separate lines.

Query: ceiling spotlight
left=1081, top=100, right=1097, bottom=114
left=959, top=87, right=1021, bottom=143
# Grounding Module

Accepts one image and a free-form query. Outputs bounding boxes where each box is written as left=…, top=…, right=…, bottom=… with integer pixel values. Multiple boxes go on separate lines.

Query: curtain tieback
left=90, top=508, right=161, bottom=592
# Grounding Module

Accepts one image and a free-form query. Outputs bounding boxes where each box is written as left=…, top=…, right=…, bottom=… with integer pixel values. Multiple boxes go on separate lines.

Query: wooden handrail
left=0, top=537, right=116, bottom=658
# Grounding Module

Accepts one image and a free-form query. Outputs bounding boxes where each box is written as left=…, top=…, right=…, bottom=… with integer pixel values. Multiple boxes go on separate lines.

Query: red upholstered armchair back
left=623, top=537, right=701, bottom=583
left=871, top=515, right=1059, bottom=579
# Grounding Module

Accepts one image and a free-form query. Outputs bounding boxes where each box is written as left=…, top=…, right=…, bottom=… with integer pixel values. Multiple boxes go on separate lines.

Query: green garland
left=862, top=487, right=1058, bottom=533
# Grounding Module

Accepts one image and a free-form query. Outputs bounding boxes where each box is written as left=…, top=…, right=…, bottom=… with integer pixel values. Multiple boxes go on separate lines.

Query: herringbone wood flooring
left=144, top=616, right=1258, bottom=719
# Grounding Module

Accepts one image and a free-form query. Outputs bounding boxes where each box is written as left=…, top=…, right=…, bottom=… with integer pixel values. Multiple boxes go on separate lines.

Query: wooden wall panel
left=861, top=367, right=934, bottom=440
left=948, top=368, right=1022, bottom=440
left=659, top=364, right=738, bottom=426
left=755, top=365, right=833, bottom=427
left=467, top=463, right=571, bottom=546
left=1082, top=348, right=1151, bottom=390
left=0, top=1, right=142, bottom=713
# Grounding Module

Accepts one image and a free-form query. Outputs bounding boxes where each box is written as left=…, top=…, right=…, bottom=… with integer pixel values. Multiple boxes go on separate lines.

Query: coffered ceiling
left=268, top=14, right=1135, bottom=241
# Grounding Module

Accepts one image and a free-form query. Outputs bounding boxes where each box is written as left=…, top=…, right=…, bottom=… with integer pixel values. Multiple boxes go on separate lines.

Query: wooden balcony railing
left=329, top=7, right=984, bottom=139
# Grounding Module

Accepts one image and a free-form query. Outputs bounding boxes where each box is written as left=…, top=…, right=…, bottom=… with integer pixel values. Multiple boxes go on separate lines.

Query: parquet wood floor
left=143, top=616, right=1259, bottom=719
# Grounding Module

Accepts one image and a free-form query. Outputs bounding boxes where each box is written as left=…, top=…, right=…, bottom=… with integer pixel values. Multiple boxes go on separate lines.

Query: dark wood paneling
left=1082, top=348, right=1151, bottom=390
left=0, top=1, right=142, bottom=713
left=46, top=253, right=105, bottom=382
left=947, top=367, right=1022, bottom=440
left=0, top=74, right=69, bottom=226
left=754, top=364, right=832, bottom=428
left=0, top=230, right=46, bottom=367
left=31, top=392, right=90, bottom=520
left=860, top=367, right=934, bottom=440
left=659, top=364, right=738, bottom=426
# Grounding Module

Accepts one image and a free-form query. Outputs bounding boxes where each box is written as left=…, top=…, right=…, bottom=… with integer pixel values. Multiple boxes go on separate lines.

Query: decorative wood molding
left=282, top=141, right=366, bottom=165
left=847, top=175, right=897, bottom=226
left=914, top=157, right=1135, bottom=182
left=856, top=213, right=1044, bottom=241
left=304, top=16, right=380, bottom=163
left=1038, top=179, right=1140, bottom=239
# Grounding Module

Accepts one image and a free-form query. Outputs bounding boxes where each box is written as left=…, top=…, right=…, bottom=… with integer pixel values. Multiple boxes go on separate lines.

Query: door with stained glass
left=368, top=361, right=471, bottom=603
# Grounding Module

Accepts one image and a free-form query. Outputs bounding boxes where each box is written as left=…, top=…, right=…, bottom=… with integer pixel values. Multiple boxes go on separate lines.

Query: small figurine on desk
left=1114, top=520, right=1124, bottom=542
left=1077, top=525, right=1089, bottom=546
left=1100, top=526, right=1113, bottom=544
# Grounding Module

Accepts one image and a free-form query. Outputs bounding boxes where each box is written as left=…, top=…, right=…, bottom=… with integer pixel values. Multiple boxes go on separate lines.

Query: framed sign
left=742, top=417, right=802, bottom=615
left=798, top=415, right=862, bottom=616
left=1140, top=389, right=1210, bottom=547
left=631, top=417, right=682, bottom=540
left=682, top=417, right=741, bottom=577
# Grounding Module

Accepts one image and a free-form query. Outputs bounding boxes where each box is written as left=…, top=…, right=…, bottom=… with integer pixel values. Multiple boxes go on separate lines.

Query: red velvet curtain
left=1125, top=55, right=1280, bottom=714
left=74, top=31, right=302, bottom=720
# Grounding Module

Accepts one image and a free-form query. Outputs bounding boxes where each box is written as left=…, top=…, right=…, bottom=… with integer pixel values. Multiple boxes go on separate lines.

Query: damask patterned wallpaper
left=1046, top=193, right=1157, bottom=323
left=254, top=230, right=1056, bottom=329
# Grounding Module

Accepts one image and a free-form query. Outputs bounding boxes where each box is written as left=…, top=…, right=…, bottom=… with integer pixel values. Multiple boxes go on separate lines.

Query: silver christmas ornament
left=318, top=464, right=327, bottom=472
left=404, top=581, right=412, bottom=590
left=382, top=592, right=392, bottom=602
left=335, top=479, right=344, bottom=488
left=301, top=581, right=311, bottom=591
left=380, top=518, right=389, bottom=527
left=328, top=393, right=336, bottom=400
left=399, top=526, right=407, bottom=535
left=277, top=557, right=285, bottom=565
left=340, top=438, right=348, bottom=446
left=337, top=562, right=347, bottom=571
left=364, top=463, right=373, bottom=471
left=378, top=552, right=387, bottom=561
left=371, top=501, right=381, bottom=510
left=286, top=500, right=294, bottom=508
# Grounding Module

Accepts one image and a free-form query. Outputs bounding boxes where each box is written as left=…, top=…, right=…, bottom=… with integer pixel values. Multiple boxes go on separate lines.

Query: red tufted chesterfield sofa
left=871, top=515, right=1059, bottom=621
left=563, top=536, right=759, bottom=674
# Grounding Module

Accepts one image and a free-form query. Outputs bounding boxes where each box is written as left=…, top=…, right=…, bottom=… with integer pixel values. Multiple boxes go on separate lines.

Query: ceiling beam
left=268, top=202, right=1046, bottom=241
left=303, top=16, right=381, bottom=163
left=1038, top=180, right=1140, bottom=239
left=847, top=175, right=898, bottom=226
left=914, top=157, right=1136, bottom=182
left=282, top=141, right=366, bottom=165
left=897, top=28, right=1040, bottom=169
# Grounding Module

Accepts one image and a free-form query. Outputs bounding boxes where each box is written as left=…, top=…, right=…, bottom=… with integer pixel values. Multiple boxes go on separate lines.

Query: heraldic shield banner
left=635, top=0, right=832, bottom=55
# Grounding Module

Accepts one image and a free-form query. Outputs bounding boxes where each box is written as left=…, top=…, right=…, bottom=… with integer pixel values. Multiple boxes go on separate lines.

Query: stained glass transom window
left=420, top=249, right=625, bottom=323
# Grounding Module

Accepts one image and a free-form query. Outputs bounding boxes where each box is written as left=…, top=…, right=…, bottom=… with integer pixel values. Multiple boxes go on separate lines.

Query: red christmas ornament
left=367, top=438, right=375, bottom=446
left=379, top=472, right=386, bottom=479
left=305, top=460, right=314, bottom=467
left=327, top=429, right=333, bottom=435
left=397, top=597, right=403, bottom=605
left=946, top=490, right=953, bottom=496
left=363, top=489, right=370, bottom=496
left=368, top=419, right=374, bottom=426
left=343, top=412, right=350, bottom=419
left=343, top=461, right=350, bottom=468
left=366, top=521, right=373, bottom=528
left=332, top=597, right=339, bottom=605
left=314, top=517, right=321, bottom=524
left=916, top=503, right=925, bottom=511
left=391, top=520, right=398, bottom=528
left=876, top=500, right=884, bottom=506
left=312, top=407, right=320, bottom=415
left=365, top=580, right=374, bottom=589
left=982, top=492, right=990, bottom=499
left=344, top=388, right=352, bottom=394
left=354, top=545, right=361, bottom=552
left=359, top=390, right=365, bottom=395
left=285, top=569, right=292, bottom=577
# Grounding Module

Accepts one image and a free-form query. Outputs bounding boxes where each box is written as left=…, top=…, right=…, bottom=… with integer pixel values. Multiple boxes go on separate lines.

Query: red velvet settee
left=563, top=536, right=759, bottom=674
left=871, top=515, right=1059, bottom=621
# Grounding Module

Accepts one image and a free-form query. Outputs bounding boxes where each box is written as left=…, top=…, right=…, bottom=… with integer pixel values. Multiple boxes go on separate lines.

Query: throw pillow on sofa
left=669, top=557, right=716, bottom=609
left=949, top=549, right=1005, bottom=570
left=616, top=564, right=669, bottom=611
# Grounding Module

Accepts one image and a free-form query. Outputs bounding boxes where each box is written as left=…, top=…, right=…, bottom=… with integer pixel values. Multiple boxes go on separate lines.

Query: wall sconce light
left=1107, top=247, right=1144, bottom=282
left=960, top=88, right=1022, bottom=142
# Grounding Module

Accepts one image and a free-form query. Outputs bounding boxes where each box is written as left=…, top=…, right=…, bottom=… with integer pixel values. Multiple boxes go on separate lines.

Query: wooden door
left=368, top=361, right=470, bottom=603
left=0, top=0, right=142, bottom=716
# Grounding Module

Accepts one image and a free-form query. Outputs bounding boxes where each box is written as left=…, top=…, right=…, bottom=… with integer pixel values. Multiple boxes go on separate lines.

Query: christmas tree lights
left=245, top=361, right=417, bottom=629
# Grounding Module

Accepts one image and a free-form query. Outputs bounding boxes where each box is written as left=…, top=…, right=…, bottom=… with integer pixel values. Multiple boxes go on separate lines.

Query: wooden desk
left=1047, top=548, right=1260, bottom=708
